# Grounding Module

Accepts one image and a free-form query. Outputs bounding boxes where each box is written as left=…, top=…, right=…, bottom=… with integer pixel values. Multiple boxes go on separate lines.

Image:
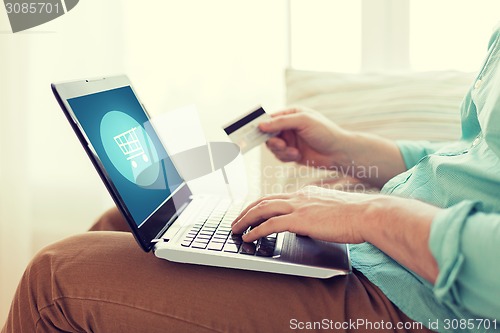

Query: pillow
left=260, top=69, right=476, bottom=194
left=285, top=68, right=476, bottom=141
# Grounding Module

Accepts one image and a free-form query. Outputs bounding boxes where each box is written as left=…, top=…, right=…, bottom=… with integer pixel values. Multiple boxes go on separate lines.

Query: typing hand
left=231, top=186, right=368, bottom=244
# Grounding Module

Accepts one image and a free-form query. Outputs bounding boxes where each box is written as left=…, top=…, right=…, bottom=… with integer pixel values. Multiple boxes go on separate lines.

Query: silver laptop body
left=52, top=75, right=351, bottom=279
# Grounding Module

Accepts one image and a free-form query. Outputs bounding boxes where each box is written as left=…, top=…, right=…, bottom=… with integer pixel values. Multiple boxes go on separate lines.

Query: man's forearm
left=342, top=132, right=407, bottom=188
left=360, top=195, right=441, bottom=283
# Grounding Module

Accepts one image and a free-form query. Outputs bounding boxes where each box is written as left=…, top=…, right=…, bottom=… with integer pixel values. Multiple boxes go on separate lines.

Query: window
left=410, top=0, right=500, bottom=72
left=289, top=0, right=362, bottom=72
left=289, top=0, right=500, bottom=73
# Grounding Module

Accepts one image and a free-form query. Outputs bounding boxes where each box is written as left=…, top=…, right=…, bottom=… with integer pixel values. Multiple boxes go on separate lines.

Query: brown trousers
left=1, top=208, right=433, bottom=333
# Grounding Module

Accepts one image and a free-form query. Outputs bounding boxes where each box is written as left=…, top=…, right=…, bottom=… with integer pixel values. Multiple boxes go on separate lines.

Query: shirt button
left=474, top=79, right=482, bottom=89
left=472, top=135, right=481, bottom=147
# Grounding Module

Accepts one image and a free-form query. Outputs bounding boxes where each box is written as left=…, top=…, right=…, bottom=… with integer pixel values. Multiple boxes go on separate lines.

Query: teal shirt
left=350, top=26, right=500, bottom=332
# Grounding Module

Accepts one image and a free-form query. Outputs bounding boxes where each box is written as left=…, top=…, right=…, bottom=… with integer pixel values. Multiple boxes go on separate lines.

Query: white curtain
left=0, top=37, right=33, bottom=320
left=0, top=0, right=126, bottom=319
left=0, top=0, right=287, bottom=321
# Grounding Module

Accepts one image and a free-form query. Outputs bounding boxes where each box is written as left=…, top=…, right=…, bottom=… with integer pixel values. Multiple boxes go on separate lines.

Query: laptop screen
left=67, top=86, right=184, bottom=227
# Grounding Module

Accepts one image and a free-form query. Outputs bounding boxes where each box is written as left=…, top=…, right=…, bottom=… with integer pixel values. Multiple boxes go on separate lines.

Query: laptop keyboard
left=180, top=200, right=278, bottom=257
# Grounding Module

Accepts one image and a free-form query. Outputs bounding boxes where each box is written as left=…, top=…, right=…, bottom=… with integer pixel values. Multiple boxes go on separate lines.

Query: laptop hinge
left=151, top=201, right=190, bottom=244
left=151, top=238, right=164, bottom=243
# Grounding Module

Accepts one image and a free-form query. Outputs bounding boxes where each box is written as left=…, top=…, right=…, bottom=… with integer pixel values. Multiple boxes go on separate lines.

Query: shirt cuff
left=429, top=200, right=479, bottom=305
left=396, top=140, right=447, bottom=169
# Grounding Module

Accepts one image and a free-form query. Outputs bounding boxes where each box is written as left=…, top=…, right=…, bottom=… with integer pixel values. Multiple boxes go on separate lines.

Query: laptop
left=51, top=75, right=351, bottom=278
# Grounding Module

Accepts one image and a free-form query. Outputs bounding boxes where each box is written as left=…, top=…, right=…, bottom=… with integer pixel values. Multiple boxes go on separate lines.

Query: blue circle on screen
left=100, top=111, right=160, bottom=187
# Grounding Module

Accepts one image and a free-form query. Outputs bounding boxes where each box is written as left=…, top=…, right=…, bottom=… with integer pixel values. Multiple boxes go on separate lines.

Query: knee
left=7, top=233, right=134, bottom=332
left=17, top=236, right=83, bottom=308
left=26, top=233, right=96, bottom=283
left=22, top=232, right=132, bottom=294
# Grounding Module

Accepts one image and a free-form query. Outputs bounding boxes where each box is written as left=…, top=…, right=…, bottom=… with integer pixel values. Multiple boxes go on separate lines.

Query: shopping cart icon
left=113, top=127, right=150, bottom=168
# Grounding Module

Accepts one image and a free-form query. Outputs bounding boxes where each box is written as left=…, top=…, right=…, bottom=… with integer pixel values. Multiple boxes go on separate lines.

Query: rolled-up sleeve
left=396, top=140, right=449, bottom=169
left=430, top=200, right=500, bottom=320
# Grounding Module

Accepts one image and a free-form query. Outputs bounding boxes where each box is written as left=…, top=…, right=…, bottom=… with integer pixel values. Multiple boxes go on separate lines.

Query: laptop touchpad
left=279, top=232, right=350, bottom=271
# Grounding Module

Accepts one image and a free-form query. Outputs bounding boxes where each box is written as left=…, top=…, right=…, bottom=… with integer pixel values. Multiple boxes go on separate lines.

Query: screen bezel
left=51, top=75, right=191, bottom=252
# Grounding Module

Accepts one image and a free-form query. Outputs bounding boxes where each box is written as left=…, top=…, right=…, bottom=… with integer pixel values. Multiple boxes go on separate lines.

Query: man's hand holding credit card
left=223, top=107, right=278, bottom=154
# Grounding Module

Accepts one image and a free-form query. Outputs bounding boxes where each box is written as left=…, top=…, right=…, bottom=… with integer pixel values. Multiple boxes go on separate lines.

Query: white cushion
left=286, top=68, right=475, bottom=141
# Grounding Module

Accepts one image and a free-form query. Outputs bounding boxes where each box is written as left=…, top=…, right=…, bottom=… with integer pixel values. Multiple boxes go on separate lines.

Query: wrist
left=355, top=195, right=392, bottom=243
left=357, top=195, right=441, bottom=244
left=328, top=129, right=357, bottom=169
left=353, top=195, right=441, bottom=283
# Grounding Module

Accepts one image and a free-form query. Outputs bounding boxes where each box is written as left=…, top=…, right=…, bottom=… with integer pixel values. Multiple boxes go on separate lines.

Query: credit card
left=223, top=107, right=277, bottom=154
